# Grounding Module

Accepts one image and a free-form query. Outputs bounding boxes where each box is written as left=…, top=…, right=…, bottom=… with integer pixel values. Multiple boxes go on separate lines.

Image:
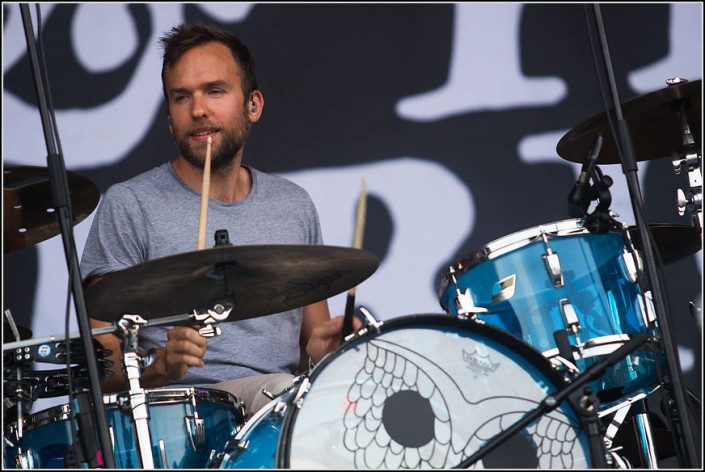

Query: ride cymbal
left=628, top=223, right=702, bottom=265
left=557, top=79, right=701, bottom=164
left=4, top=165, right=100, bottom=253
left=84, top=245, right=380, bottom=322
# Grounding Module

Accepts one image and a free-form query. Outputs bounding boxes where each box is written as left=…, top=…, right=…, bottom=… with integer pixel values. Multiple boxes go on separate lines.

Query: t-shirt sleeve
left=80, top=183, right=149, bottom=280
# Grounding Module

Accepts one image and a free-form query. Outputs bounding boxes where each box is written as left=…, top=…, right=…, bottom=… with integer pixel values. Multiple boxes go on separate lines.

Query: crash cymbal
left=557, top=79, right=701, bottom=164
left=4, top=165, right=100, bottom=253
left=3, top=322, right=32, bottom=343
left=84, top=245, right=380, bottom=322
left=628, top=223, right=702, bottom=265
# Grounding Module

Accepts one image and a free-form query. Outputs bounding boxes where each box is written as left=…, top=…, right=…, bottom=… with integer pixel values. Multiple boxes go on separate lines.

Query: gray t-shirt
left=80, top=162, right=323, bottom=385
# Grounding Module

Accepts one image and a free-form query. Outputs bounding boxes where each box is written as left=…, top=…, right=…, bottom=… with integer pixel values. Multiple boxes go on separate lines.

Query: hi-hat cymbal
left=4, top=165, right=100, bottom=253
left=84, top=245, right=380, bottom=322
left=3, top=322, right=32, bottom=343
left=557, top=79, right=701, bottom=164
left=628, top=223, right=702, bottom=265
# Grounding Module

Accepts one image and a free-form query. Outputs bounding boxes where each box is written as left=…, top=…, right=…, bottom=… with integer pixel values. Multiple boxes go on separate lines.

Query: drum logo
left=37, top=344, right=51, bottom=357
left=463, top=349, right=499, bottom=376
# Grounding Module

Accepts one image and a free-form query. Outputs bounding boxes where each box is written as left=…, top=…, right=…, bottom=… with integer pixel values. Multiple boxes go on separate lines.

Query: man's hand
left=160, top=326, right=208, bottom=380
left=306, top=315, right=362, bottom=365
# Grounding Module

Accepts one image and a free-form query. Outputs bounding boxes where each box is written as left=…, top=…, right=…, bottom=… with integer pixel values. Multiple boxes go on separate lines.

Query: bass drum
left=277, top=314, right=601, bottom=469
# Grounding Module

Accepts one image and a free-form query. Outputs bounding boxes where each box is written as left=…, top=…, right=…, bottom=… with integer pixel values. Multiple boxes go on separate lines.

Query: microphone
left=567, top=133, right=603, bottom=217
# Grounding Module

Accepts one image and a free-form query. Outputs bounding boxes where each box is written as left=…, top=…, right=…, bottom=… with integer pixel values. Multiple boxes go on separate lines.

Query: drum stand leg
left=117, top=315, right=157, bottom=469
left=632, top=399, right=659, bottom=468
left=603, top=399, right=661, bottom=469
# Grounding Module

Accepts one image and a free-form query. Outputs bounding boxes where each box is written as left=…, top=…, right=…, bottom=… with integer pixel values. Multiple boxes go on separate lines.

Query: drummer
left=80, top=22, right=359, bottom=417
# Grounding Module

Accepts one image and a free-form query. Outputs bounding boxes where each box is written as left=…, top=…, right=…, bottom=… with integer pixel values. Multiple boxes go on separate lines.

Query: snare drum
left=438, top=218, right=664, bottom=411
left=269, top=315, right=599, bottom=469
left=4, top=387, right=245, bottom=469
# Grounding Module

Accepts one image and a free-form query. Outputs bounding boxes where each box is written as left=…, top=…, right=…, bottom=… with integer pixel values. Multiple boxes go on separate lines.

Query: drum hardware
left=541, top=233, right=564, bottom=287
left=602, top=404, right=635, bottom=468
left=102, top=306, right=233, bottom=468
left=342, top=306, right=383, bottom=343
left=558, top=299, right=582, bottom=351
left=192, top=298, right=234, bottom=337
left=446, top=266, right=488, bottom=319
left=602, top=398, right=661, bottom=469
left=115, top=314, right=156, bottom=469
left=670, top=79, right=703, bottom=235
left=578, top=5, right=699, bottom=464
left=631, top=399, right=659, bottom=468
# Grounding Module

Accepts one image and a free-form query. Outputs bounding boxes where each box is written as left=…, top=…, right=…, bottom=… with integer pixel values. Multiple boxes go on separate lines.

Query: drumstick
left=341, top=178, right=367, bottom=341
left=197, top=137, right=212, bottom=250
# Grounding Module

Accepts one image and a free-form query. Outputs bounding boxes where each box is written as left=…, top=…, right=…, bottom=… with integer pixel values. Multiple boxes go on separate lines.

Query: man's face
left=164, top=41, right=251, bottom=170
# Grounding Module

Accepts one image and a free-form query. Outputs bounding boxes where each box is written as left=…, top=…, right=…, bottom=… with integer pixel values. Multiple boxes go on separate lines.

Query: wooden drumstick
left=348, top=177, right=367, bottom=296
left=341, top=178, right=367, bottom=341
left=197, top=137, right=212, bottom=250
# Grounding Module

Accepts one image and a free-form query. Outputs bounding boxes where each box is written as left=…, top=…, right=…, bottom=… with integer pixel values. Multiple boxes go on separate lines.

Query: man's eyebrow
left=168, top=81, right=229, bottom=96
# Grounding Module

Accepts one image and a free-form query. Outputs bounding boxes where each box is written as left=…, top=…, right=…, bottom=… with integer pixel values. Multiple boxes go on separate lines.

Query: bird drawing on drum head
left=342, top=338, right=585, bottom=469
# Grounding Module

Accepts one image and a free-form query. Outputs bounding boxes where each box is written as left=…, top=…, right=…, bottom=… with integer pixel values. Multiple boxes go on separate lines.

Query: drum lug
left=621, top=248, right=641, bottom=283
left=12, top=448, right=34, bottom=469
left=292, top=377, right=311, bottom=409
left=185, top=413, right=206, bottom=451
left=447, top=266, right=488, bottom=318
left=158, top=439, right=169, bottom=467
left=541, top=234, right=564, bottom=287
left=559, top=299, right=583, bottom=348
left=639, top=291, right=657, bottom=325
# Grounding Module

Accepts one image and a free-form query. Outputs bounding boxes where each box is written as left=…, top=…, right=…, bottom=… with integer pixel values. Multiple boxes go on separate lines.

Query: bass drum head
left=278, top=314, right=597, bottom=469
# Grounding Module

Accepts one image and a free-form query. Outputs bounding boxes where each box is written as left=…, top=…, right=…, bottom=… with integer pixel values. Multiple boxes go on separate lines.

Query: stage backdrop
left=3, top=3, right=703, bottom=414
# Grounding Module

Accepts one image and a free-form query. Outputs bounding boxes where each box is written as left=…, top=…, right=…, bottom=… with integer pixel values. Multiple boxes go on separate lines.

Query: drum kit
left=3, top=73, right=702, bottom=469
left=3, top=3, right=703, bottom=467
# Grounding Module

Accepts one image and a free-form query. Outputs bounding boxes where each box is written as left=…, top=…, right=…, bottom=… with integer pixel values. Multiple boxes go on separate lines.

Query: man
left=81, top=22, right=355, bottom=417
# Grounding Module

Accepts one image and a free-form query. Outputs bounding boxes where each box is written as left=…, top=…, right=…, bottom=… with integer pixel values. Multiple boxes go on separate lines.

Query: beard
left=178, top=112, right=251, bottom=171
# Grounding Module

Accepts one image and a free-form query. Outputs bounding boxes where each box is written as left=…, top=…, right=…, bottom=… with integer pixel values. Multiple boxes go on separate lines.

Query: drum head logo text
left=463, top=348, right=500, bottom=376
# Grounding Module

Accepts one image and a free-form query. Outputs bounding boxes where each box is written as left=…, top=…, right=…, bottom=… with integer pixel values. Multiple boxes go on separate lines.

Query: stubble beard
left=178, top=114, right=251, bottom=172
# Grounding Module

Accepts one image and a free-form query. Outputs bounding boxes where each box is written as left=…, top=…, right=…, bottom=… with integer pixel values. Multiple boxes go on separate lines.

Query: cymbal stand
left=18, top=5, right=115, bottom=466
left=632, top=399, right=659, bottom=468
left=115, top=314, right=156, bottom=469
left=112, top=300, right=234, bottom=468
left=670, top=80, right=703, bottom=237
left=585, top=5, right=699, bottom=467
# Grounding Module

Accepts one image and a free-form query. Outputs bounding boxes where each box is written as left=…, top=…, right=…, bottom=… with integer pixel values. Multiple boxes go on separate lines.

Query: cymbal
left=4, top=165, right=100, bottom=253
left=3, top=322, right=32, bottom=343
left=557, top=79, right=701, bottom=164
left=84, top=245, right=380, bottom=322
left=628, top=223, right=702, bottom=265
